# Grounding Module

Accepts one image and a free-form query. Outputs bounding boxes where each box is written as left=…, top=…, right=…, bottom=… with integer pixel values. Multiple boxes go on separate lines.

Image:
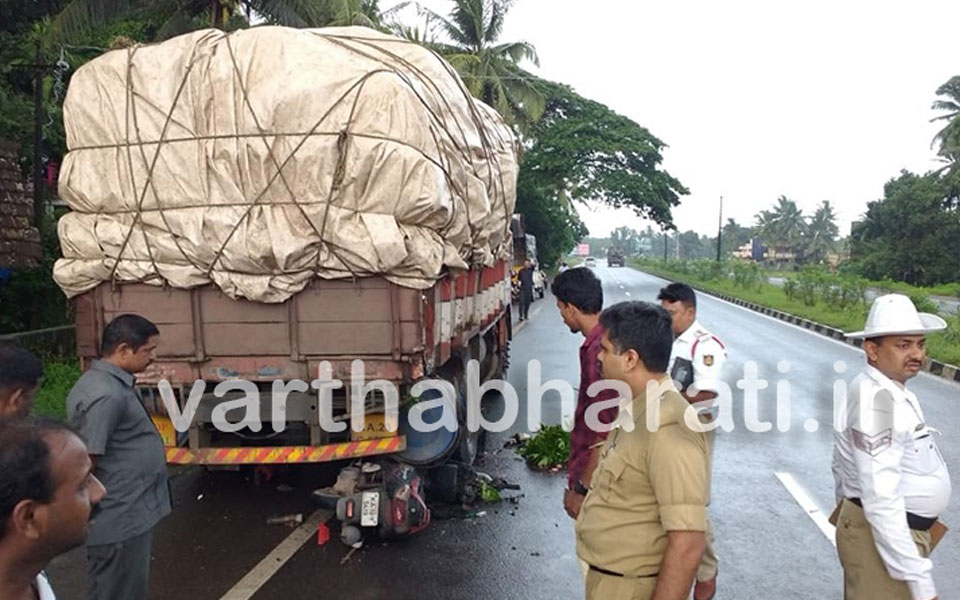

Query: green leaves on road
left=516, top=424, right=571, bottom=470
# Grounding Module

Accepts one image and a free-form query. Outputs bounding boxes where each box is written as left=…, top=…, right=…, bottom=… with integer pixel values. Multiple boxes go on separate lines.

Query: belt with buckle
left=848, top=498, right=938, bottom=531
left=588, top=565, right=658, bottom=579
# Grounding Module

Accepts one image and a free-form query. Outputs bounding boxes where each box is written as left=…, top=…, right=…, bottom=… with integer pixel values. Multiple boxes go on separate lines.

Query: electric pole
left=716, top=195, right=723, bottom=262
left=32, top=39, right=46, bottom=226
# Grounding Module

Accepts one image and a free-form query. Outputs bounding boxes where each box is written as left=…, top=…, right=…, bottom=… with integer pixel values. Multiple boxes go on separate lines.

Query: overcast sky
left=384, top=0, right=960, bottom=238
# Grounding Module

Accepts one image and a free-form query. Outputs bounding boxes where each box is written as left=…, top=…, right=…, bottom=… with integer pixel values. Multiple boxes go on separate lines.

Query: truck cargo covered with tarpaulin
left=53, top=26, right=518, bottom=303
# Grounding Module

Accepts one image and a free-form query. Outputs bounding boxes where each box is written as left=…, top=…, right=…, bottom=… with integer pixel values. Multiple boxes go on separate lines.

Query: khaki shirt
left=576, top=378, right=709, bottom=576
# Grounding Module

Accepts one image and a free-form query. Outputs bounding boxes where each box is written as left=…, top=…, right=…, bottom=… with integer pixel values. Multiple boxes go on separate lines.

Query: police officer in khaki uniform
left=833, top=294, right=951, bottom=600
left=659, top=283, right=726, bottom=600
left=577, top=301, right=709, bottom=600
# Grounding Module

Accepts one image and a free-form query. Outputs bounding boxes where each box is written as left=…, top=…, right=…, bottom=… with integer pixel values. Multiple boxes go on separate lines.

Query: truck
left=71, top=263, right=512, bottom=469
left=607, top=246, right=625, bottom=267
left=54, top=27, right=518, bottom=477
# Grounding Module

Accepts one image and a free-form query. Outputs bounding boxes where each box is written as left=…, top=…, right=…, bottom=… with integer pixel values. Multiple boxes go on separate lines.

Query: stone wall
left=0, top=140, right=42, bottom=269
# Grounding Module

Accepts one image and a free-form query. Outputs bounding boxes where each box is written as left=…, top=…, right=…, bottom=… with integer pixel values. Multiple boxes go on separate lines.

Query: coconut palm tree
left=416, top=0, right=543, bottom=128
left=766, top=197, right=806, bottom=246
left=755, top=196, right=806, bottom=265
left=804, top=200, right=839, bottom=264
left=931, top=75, right=960, bottom=199
left=932, top=75, right=960, bottom=163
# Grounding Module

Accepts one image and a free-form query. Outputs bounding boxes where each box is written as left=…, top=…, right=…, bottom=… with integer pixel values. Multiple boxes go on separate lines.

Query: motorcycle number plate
left=361, top=491, right=380, bottom=527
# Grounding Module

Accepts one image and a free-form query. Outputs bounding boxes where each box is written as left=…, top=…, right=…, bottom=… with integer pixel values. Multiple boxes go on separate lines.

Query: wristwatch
left=573, top=480, right=589, bottom=495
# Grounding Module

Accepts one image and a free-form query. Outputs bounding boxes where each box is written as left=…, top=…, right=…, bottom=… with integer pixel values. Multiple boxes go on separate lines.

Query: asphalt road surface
left=47, top=265, right=960, bottom=599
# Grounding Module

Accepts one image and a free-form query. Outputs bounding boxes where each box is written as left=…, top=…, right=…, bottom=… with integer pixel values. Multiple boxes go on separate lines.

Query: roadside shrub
left=732, top=261, right=763, bottom=290
left=691, top=260, right=725, bottom=281
left=836, top=277, right=867, bottom=310
left=794, top=266, right=828, bottom=306
left=940, top=314, right=960, bottom=345
left=908, top=292, right=940, bottom=315
left=33, top=360, right=81, bottom=419
left=784, top=278, right=800, bottom=302
left=669, top=260, right=694, bottom=276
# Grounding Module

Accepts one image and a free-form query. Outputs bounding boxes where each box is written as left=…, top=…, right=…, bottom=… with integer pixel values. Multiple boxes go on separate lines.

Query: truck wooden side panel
left=72, top=260, right=512, bottom=385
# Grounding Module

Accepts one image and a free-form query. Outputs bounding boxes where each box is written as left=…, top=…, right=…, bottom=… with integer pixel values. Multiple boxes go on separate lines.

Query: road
left=47, top=265, right=960, bottom=599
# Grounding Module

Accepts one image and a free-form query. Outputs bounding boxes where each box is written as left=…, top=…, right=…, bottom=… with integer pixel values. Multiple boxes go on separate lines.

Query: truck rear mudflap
left=164, top=436, right=406, bottom=465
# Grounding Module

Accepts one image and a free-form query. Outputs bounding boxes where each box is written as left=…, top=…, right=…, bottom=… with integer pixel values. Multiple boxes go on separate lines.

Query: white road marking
left=219, top=509, right=332, bottom=600
left=775, top=472, right=836, bottom=546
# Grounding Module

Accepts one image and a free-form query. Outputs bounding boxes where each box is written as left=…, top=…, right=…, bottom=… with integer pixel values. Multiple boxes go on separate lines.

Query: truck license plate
left=351, top=413, right=399, bottom=441
left=150, top=415, right=177, bottom=447
left=360, top=491, right=379, bottom=527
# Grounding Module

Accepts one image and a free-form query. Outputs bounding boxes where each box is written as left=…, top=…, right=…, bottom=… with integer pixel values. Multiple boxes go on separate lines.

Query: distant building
left=732, top=238, right=799, bottom=265
left=733, top=242, right=753, bottom=259
left=733, top=238, right=770, bottom=261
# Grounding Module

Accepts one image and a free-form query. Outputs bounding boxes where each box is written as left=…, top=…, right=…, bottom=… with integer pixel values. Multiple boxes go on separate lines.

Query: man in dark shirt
left=0, top=344, right=44, bottom=419
left=67, top=314, right=171, bottom=600
left=551, top=267, right=619, bottom=520
left=518, top=259, right=535, bottom=321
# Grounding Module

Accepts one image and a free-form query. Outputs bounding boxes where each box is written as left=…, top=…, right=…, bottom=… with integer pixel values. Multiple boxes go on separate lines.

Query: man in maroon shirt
left=551, top=267, right=620, bottom=520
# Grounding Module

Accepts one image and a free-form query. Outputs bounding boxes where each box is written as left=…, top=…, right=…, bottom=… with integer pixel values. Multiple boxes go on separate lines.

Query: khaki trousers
left=836, top=498, right=932, bottom=600
left=697, top=428, right=718, bottom=582
left=585, top=568, right=658, bottom=600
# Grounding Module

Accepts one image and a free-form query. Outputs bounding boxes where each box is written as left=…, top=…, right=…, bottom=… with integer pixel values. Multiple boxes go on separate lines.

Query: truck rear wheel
left=448, top=366, right=485, bottom=466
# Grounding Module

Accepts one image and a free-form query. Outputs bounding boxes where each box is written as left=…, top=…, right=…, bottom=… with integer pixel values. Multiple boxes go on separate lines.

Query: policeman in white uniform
left=833, top=294, right=951, bottom=600
left=658, top=283, right=726, bottom=600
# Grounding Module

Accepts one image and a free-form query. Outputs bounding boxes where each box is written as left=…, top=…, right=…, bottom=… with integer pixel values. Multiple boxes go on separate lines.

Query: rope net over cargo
left=54, top=26, right=518, bottom=303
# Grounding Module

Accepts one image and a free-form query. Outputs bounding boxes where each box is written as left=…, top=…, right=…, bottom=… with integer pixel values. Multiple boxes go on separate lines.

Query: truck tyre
left=439, top=359, right=485, bottom=466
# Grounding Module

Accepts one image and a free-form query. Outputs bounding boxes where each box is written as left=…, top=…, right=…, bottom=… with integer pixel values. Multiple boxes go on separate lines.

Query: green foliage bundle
left=516, top=424, right=571, bottom=470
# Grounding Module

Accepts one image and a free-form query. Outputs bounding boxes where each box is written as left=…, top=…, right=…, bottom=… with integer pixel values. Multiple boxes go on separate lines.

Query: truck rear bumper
left=164, top=436, right=406, bottom=465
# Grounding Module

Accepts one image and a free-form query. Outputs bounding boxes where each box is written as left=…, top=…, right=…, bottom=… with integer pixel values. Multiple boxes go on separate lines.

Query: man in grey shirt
left=67, top=314, right=171, bottom=600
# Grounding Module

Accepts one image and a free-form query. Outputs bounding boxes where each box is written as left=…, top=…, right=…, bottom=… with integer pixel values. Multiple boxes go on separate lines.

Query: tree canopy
left=523, top=79, right=687, bottom=224
left=850, top=171, right=960, bottom=286
left=516, top=79, right=687, bottom=267
left=49, top=0, right=388, bottom=41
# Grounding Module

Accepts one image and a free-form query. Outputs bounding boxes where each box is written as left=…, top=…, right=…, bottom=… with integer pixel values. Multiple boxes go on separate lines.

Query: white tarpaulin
left=54, top=26, right=517, bottom=303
